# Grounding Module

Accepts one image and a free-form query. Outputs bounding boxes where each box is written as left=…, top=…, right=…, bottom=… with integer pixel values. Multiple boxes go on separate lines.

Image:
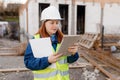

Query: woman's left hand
left=68, top=43, right=78, bottom=55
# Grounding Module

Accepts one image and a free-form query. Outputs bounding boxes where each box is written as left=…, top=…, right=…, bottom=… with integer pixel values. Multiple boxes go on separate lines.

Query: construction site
left=0, top=0, right=120, bottom=80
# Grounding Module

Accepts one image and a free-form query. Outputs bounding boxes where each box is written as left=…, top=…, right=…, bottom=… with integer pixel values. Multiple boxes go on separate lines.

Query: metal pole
left=101, top=25, right=104, bottom=48
left=100, top=8, right=104, bottom=49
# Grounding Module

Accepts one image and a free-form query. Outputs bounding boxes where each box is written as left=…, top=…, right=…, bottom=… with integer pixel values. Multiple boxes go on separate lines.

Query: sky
left=2, top=0, right=27, bottom=7
left=4, top=0, right=27, bottom=3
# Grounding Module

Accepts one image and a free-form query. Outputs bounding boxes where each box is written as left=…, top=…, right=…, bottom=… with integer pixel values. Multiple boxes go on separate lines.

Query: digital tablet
left=57, top=35, right=80, bottom=56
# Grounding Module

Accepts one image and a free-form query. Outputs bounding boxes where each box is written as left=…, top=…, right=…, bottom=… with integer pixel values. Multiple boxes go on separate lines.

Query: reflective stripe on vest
left=33, top=34, right=69, bottom=80
left=34, top=70, right=68, bottom=78
left=58, top=58, right=67, bottom=64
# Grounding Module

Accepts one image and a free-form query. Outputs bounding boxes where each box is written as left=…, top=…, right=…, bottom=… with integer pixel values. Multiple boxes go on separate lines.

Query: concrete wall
left=19, top=8, right=27, bottom=42
left=85, top=3, right=101, bottom=33
left=28, top=1, right=39, bottom=36
left=85, top=3, right=120, bottom=34
left=103, top=4, right=120, bottom=34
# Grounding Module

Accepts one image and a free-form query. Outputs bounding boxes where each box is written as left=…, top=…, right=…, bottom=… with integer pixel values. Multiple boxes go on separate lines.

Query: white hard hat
left=41, top=6, right=62, bottom=21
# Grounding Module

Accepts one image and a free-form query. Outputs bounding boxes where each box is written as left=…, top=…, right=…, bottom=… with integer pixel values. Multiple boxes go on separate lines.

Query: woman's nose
left=53, top=23, right=58, bottom=27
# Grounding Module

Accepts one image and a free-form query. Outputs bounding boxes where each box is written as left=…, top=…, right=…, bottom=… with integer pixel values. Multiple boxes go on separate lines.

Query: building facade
left=19, top=0, right=120, bottom=42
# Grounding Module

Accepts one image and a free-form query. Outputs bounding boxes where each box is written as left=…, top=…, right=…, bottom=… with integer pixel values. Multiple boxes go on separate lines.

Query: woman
left=24, top=6, right=79, bottom=80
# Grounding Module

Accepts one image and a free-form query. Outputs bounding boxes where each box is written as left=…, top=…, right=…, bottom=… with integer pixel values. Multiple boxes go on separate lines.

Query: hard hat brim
left=41, top=18, right=64, bottom=21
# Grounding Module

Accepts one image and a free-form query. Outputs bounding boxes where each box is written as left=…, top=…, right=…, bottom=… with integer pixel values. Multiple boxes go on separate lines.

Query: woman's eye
left=56, top=22, right=59, bottom=24
left=50, top=22, right=54, bottom=24
left=49, top=21, right=59, bottom=24
left=51, top=21, right=54, bottom=24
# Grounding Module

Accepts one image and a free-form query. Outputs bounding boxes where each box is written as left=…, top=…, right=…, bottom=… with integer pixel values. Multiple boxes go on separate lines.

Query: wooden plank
left=0, top=68, right=29, bottom=72
left=0, top=42, right=27, bottom=56
left=81, top=46, right=120, bottom=71
left=81, top=53, right=118, bottom=80
left=78, top=33, right=120, bottom=79
left=87, top=51, right=120, bottom=74
left=99, top=43, right=120, bottom=47
left=69, top=62, right=106, bottom=69
left=89, top=50, right=120, bottom=69
left=69, top=63, right=92, bottom=68
left=0, top=53, right=19, bottom=56
left=79, top=33, right=99, bottom=49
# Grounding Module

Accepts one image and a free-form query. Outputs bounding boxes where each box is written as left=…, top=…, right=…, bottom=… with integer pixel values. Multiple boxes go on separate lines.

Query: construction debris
left=0, top=39, right=27, bottom=56
left=0, top=33, right=120, bottom=80
left=81, top=68, right=100, bottom=80
left=0, top=68, right=29, bottom=73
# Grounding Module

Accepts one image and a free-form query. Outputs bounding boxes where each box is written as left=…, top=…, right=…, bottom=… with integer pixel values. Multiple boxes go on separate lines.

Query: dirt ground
left=0, top=38, right=108, bottom=80
left=0, top=56, right=107, bottom=80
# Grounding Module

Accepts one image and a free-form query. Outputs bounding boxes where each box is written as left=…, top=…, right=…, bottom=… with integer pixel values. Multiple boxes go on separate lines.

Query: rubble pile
left=81, top=68, right=100, bottom=80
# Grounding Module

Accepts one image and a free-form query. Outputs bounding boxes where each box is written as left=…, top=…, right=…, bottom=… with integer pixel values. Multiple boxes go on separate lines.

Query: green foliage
left=4, top=17, right=19, bottom=22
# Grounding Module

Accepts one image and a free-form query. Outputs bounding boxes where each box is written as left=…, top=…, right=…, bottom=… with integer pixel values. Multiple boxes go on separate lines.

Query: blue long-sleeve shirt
left=24, top=35, right=79, bottom=70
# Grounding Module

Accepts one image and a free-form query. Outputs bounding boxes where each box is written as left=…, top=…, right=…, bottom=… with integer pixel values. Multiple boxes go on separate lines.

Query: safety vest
left=33, top=34, right=69, bottom=80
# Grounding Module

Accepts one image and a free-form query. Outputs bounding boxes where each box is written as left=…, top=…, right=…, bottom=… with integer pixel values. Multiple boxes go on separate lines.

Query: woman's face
left=45, top=20, right=60, bottom=36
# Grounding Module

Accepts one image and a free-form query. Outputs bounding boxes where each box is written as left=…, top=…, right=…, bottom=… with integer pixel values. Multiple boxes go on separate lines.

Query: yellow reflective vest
left=33, top=34, right=70, bottom=80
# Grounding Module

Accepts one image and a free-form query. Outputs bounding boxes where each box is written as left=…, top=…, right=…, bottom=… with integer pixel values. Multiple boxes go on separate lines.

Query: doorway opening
left=59, top=4, right=68, bottom=34
left=39, top=3, right=50, bottom=27
left=77, top=5, right=85, bottom=34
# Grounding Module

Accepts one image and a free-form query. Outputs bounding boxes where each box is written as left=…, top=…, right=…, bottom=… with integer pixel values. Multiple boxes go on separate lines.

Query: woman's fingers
left=48, top=53, right=63, bottom=63
left=68, top=45, right=78, bottom=55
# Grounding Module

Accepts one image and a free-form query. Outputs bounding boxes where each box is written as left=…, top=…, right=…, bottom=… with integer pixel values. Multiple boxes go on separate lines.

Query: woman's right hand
left=48, top=53, right=63, bottom=63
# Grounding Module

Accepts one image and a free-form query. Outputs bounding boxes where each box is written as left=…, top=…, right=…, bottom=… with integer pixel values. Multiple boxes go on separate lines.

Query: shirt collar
left=50, top=34, right=58, bottom=43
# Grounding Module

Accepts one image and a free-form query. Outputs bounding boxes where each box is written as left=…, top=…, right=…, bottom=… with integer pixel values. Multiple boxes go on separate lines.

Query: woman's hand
left=68, top=43, right=78, bottom=55
left=48, top=53, right=63, bottom=63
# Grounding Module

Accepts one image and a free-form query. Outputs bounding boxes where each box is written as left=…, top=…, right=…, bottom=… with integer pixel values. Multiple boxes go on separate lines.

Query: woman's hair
left=36, top=21, right=63, bottom=43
